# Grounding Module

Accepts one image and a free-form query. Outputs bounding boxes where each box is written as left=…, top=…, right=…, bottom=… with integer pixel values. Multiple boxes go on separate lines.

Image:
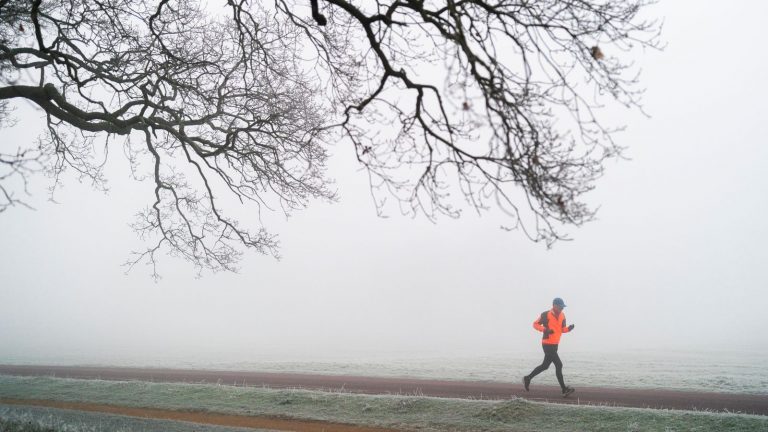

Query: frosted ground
left=1, top=375, right=767, bottom=432
left=5, top=349, right=766, bottom=395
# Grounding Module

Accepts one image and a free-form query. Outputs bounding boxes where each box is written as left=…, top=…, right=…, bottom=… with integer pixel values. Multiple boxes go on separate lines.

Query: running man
left=523, top=297, right=576, bottom=397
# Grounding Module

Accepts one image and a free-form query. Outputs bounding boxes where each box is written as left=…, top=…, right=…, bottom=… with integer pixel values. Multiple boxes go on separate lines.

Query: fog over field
left=1, top=1, right=767, bottom=366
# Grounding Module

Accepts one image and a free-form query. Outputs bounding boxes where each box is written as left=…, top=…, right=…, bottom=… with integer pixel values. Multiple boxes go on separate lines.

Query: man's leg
left=551, top=349, right=566, bottom=390
left=524, top=345, right=555, bottom=390
left=528, top=346, right=554, bottom=378
left=550, top=348, right=575, bottom=396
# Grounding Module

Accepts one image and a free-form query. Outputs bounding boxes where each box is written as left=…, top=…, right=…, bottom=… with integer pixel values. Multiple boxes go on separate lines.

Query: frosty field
left=4, top=349, right=765, bottom=395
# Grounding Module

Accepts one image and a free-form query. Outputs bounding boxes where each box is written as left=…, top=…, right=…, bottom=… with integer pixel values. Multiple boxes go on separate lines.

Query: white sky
left=1, top=1, right=767, bottom=365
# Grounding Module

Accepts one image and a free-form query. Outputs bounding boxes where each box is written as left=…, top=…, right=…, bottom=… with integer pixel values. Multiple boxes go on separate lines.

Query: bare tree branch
left=278, top=0, right=660, bottom=244
left=0, top=0, right=660, bottom=276
left=1, top=0, right=334, bottom=277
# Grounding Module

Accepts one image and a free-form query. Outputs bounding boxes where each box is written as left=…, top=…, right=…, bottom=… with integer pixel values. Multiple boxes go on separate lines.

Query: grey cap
left=553, top=297, right=567, bottom=307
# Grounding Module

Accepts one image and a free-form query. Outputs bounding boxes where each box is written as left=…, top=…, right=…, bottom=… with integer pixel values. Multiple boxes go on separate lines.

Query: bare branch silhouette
left=1, top=0, right=660, bottom=276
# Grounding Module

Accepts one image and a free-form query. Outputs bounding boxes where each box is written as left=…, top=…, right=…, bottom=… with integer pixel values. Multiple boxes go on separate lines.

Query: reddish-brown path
left=1, top=365, right=766, bottom=415
left=0, top=398, right=400, bottom=432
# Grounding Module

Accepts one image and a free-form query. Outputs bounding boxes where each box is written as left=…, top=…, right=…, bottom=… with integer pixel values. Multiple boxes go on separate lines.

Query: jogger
left=523, top=297, right=575, bottom=397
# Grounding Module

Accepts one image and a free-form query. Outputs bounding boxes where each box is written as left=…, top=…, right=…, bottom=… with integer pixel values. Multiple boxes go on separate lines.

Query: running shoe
left=562, top=386, right=575, bottom=398
left=523, top=375, right=531, bottom=391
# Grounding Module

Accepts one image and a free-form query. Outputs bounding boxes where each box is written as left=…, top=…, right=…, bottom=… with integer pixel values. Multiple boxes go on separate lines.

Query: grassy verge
left=0, top=417, right=55, bottom=432
left=0, top=375, right=766, bottom=432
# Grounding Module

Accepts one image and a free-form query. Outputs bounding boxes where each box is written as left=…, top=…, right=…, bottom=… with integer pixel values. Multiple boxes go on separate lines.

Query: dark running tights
left=528, top=344, right=566, bottom=390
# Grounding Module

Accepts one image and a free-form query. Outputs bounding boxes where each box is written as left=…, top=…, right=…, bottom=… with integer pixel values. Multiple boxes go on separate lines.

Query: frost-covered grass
left=0, top=404, right=266, bottom=432
left=0, top=375, right=766, bottom=432
left=8, top=349, right=766, bottom=395
left=0, top=416, right=55, bottom=432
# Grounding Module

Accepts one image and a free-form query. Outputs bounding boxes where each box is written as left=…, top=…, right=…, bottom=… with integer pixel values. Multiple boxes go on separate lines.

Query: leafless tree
left=0, top=0, right=660, bottom=277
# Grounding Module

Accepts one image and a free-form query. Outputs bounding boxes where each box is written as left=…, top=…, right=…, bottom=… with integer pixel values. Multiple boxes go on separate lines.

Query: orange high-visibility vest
left=533, top=309, right=571, bottom=345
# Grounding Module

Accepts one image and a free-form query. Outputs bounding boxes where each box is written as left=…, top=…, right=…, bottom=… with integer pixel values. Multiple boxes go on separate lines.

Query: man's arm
left=562, top=317, right=575, bottom=332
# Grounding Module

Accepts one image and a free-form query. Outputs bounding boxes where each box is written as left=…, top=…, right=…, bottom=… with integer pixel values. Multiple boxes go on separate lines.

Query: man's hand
left=543, top=329, right=554, bottom=337
left=568, top=324, right=575, bottom=331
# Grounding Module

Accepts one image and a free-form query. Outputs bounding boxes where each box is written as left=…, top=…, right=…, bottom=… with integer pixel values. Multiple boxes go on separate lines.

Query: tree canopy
left=0, top=0, right=660, bottom=277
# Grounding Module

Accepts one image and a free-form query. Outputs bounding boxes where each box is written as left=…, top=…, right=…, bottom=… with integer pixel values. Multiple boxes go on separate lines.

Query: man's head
left=552, top=297, right=566, bottom=313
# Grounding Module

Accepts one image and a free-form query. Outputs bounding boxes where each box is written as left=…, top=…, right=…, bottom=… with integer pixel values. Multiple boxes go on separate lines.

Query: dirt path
left=0, top=398, right=400, bottom=432
left=2, top=365, right=766, bottom=415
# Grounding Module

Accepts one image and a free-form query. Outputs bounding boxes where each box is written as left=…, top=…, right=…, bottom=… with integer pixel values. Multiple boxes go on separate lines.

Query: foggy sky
left=1, top=1, right=767, bottom=365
